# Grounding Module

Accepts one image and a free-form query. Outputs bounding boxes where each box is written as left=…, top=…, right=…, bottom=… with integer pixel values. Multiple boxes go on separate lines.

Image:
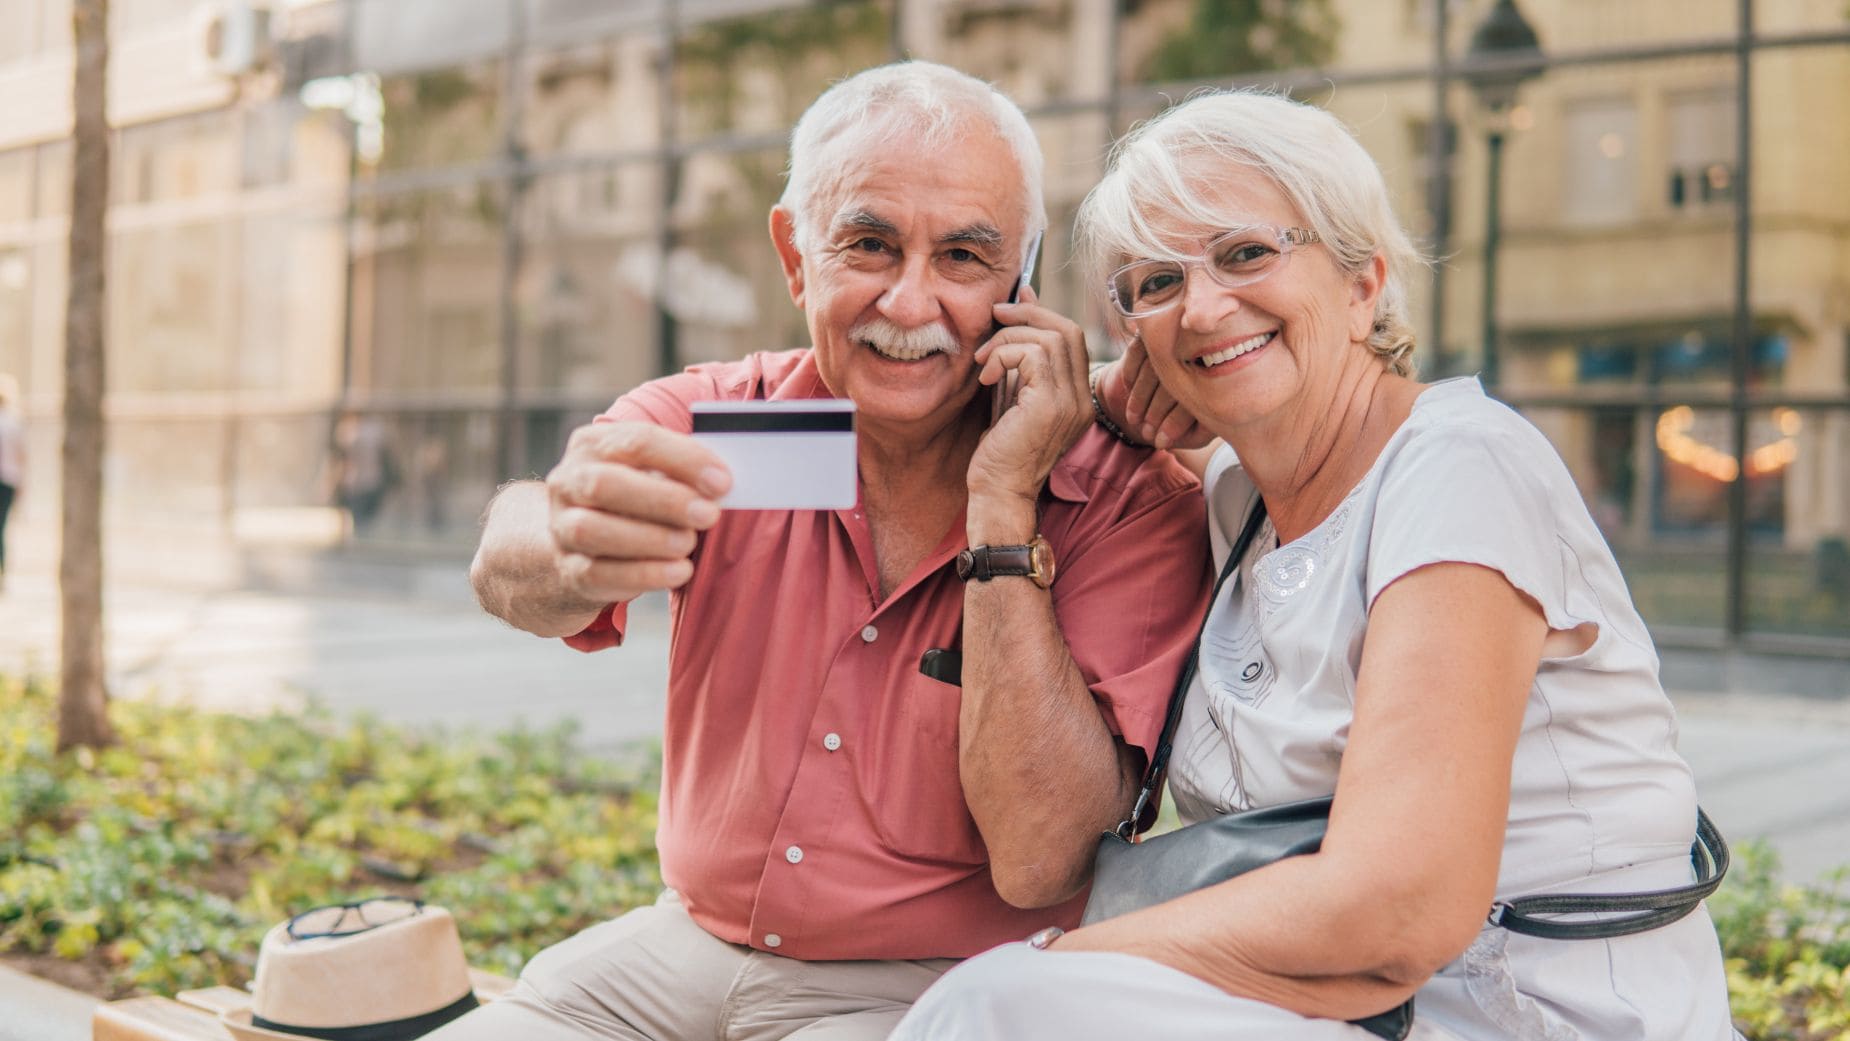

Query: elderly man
left=441, top=61, right=1208, bottom=1041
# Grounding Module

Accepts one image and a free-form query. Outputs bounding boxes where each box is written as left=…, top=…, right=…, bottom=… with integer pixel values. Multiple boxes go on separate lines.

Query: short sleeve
left=1365, top=423, right=1590, bottom=633
left=1052, top=456, right=1211, bottom=767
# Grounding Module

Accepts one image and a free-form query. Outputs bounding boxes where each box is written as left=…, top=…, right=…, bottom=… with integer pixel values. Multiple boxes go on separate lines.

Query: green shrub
left=1712, top=842, right=1850, bottom=1040
left=0, top=671, right=661, bottom=997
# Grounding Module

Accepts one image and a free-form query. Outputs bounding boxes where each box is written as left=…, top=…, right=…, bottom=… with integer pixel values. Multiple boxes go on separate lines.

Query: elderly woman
left=892, top=91, right=1734, bottom=1040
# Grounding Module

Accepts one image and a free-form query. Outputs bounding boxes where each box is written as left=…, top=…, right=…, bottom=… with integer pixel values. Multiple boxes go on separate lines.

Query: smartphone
left=990, top=229, right=1045, bottom=424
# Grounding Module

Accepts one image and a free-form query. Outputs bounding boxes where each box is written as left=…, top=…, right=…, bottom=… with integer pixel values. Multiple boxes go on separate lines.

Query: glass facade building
left=0, top=0, right=1845, bottom=652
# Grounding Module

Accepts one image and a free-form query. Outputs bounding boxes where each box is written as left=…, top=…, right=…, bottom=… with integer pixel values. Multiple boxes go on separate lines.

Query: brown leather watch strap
left=965, top=544, right=1034, bottom=578
left=956, top=536, right=1054, bottom=587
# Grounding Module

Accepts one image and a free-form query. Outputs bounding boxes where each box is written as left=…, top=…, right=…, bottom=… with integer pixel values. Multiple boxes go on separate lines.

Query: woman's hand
left=1097, top=335, right=1213, bottom=450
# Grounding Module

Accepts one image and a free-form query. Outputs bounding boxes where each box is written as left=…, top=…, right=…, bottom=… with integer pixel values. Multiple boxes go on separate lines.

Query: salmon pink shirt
left=566, top=350, right=1209, bottom=960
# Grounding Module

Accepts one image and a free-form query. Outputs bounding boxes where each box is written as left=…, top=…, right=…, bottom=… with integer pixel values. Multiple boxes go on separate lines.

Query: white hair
left=779, top=61, right=1046, bottom=266
left=1075, top=90, right=1426, bottom=376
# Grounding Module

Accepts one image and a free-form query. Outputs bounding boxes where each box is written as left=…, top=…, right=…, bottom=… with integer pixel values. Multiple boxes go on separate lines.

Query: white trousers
left=424, top=893, right=956, bottom=1041
left=890, top=943, right=1460, bottom=1041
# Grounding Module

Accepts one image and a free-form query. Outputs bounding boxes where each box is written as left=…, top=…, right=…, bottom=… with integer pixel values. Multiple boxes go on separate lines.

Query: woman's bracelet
left=1088, top=363, right=1143, bottom=446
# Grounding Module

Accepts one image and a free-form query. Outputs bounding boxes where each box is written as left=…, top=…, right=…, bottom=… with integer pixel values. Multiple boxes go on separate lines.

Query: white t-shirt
left=1170, top=377, right=1732, bottom=1040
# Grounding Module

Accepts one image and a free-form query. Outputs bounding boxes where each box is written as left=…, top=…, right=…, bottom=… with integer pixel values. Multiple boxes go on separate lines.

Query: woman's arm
left=1052, top=561, right=1548, bottom=1020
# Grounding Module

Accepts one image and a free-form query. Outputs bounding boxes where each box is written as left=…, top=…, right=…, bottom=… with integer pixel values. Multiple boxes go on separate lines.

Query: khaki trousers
left=424, top=893, right=957, bottom=1041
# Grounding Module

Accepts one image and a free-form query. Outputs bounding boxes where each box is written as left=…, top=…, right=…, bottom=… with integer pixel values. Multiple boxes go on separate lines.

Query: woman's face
left=1125, top=169, right=1381, bottom=440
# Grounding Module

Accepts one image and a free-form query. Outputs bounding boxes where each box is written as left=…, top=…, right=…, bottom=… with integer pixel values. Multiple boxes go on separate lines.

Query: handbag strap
left=1114, top=494, right=1267, bottom=839
left=1489, top=807, right=1730, bottom=939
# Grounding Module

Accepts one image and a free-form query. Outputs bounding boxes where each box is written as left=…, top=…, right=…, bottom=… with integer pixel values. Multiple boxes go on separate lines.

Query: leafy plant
left=1711, top=843, right=1850, bottom=1040
left=0, top=671, right=661, bottom=998
left=1142, top=0, right=1340, bottom=83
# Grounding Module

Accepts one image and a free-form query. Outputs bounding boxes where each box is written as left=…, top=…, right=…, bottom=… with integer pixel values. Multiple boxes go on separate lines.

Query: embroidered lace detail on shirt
left=1459, top=930, right=1580, bottom=1041
left=1253, top=499, right=1354, bottom=608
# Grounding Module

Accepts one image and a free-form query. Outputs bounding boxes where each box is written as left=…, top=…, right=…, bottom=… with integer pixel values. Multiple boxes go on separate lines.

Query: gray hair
left=780, top=61, right=1046, bottom=266
left=1075, top=90, right=1425, bottom=376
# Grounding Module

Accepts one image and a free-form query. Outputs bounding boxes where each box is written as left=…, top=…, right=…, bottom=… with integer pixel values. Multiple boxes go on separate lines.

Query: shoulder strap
left=1489, top=807, right=1730, bottom=938
left=1115, top=494, right=1268, bottom=839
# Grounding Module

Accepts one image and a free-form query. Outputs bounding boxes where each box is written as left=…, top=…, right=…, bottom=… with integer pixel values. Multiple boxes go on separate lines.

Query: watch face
left=1030, top=539, right=1055, bottom=587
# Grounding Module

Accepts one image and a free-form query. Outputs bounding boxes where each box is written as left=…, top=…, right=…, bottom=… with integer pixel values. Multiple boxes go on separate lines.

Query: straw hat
left=220, top=899, right=479, bottom=1041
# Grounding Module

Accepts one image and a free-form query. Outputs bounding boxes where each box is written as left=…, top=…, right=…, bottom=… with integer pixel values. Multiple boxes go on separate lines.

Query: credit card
left=690, top=400, right=857, bottom=510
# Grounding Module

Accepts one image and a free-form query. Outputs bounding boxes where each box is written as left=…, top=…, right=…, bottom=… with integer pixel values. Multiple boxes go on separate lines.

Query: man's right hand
left=472, top=421, right=731, bottom=637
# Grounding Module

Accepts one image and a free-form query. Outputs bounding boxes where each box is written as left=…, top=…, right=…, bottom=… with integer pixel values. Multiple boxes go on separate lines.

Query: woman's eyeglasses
left=1107, top=226, right=1320, bottom=319
left=286, top=896, right=424, bottom=941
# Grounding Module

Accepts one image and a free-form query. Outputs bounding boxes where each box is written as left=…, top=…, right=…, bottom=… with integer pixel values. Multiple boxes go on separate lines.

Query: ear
left=770, top=207, right=806, bottom=308
left=1348, top=252, right=1387, bottom=343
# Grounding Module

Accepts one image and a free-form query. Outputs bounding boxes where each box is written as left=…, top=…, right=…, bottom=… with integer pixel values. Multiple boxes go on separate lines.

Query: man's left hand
left=968, top=286, right=1092, bottom=505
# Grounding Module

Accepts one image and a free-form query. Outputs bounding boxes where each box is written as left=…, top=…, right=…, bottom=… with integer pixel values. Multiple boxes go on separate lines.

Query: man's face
left=772, top=127, right=1030, bottom=433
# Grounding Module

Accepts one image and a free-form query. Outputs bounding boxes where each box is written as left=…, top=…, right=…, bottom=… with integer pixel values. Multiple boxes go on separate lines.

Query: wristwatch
left=955, top=535, right=1056, bottom=588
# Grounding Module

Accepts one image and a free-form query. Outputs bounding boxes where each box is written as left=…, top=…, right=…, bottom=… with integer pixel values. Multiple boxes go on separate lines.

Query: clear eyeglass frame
left=1107, top=226, right=1321, bottom=319
left=286, top=896, right=425, bottom=941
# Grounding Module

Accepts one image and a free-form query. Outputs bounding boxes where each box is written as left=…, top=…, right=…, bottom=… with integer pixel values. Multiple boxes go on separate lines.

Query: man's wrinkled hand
left=544, top=421, right=731, bottom=604
left=968, top=286, right=1092, bottom=505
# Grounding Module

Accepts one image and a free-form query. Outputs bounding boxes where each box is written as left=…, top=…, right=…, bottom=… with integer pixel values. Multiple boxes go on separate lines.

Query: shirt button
left=764, top=933, right=782, bottom=948
left=860, top=625, right=878, bottom=643
left=823, top=733, right=842, bottom=751
left=785, top=845, right=804, bottom=864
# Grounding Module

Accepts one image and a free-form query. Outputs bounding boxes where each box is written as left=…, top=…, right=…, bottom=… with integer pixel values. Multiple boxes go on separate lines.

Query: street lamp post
left=1465, top=0, right=1543, bottom=394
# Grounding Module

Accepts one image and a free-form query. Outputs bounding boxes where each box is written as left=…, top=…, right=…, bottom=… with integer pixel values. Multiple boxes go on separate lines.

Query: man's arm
left=470, top=421, right=731, bottom=639
left=961, top=289, right=1193, bottom=908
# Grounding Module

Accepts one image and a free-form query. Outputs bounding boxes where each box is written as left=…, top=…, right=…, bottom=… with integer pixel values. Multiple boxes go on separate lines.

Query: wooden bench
left=93, top=970, right=515, bottom=1041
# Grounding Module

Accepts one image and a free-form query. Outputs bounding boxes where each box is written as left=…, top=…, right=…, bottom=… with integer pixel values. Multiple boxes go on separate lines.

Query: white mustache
left=849, top=318, right=961, bottom=359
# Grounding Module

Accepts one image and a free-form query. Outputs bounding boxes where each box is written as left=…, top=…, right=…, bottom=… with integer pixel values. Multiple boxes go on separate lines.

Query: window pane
left=110, top=218, right=238, bottom=394
left=351, top=0, right=513, bottom=74
left=35, top=141, right=71, bottom=219
left=0, top=148, right=31, bottom=224
left=242, top=99, right=353, bottom=191
left=368, top=61, right=506, bottom=174
left=107, top=416, right=229, bottom=527
left=672, top=1, right=894, bottom=142
left=322, top=409, right=499, bottom=547
left=1501, top=0, right=1737, bottom=53
left=665, top=148, right=807, bottom=366
left=526, top=0, right=663, bottom=49
left=523, top=35, right=664, bottom=156
left=0, top=245, right=29, bottom=383
left=518, top=166, right=663, bottom=395
left=1025, top=113, right=1111, bottom=339
left=1747, top=41, right=1850, bottom=642
left=1442, top=53, right=1740, bottom=386
left=923, top=0, right=1105, bottom=104
left=350, top=183, right=508, bottom=396
left=27, top=237, right=63, bottom=396
left=229, top=412, right=333, bottom=514
left=239, top=206, right=346, bottom=397
left=1755, top=0, right=1850, bottom=34
left=113, top=111, right=240, bottom=206
left=1516, top=402, right=1731, bottom=635
left=1117, top=0, right=1341, bottom=87
left=1560, top=97, right=1641, bottom=227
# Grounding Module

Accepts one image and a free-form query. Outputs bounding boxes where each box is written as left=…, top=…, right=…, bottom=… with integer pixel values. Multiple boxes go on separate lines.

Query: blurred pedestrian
left=328, top=410, right=397, bottom=536
left=0, top=374, right=23, bottom=591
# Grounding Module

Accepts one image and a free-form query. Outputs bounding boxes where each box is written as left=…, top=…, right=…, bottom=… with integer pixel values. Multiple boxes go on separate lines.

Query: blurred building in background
left=0, top=0, right=1845, bottom=652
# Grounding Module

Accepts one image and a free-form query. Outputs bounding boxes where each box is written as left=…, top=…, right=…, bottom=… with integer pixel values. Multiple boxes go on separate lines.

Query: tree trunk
left=58, top=0, right=114, bottom=752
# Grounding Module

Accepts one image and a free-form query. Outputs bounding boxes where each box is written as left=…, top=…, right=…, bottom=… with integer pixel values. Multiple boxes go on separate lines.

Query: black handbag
left=1082, top=496, right=1731, bottom=1041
